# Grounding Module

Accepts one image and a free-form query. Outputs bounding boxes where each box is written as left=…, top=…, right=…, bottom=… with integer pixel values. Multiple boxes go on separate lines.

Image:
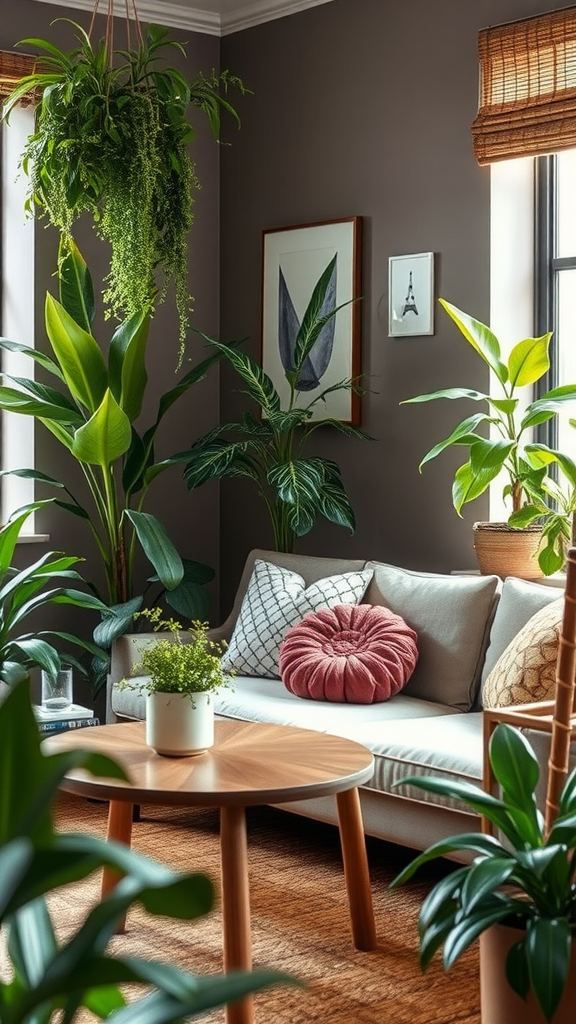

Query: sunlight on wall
left=490, top=156, right=535, bottom=521
left=1, top=105, right=36, bottom=529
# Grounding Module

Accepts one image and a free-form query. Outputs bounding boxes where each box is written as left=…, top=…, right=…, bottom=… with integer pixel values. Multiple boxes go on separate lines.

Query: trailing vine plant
left=3, top=18, right=248, bottom=363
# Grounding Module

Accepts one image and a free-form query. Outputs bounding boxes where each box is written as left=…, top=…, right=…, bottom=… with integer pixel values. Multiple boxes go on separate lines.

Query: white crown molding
left=30, top=0, right=335, bottom=36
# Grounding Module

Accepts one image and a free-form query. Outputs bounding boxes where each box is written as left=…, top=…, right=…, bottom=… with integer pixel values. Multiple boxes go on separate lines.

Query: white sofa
left=108, top=549, right=563, bottom=854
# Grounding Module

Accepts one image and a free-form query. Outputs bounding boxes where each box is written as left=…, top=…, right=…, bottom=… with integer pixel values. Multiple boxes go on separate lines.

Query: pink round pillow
left=278, top=603, right=419, bottom=704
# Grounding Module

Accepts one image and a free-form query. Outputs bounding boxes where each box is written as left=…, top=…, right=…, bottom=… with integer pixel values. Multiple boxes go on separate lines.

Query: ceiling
left=31, top=0, right=335, bottom=35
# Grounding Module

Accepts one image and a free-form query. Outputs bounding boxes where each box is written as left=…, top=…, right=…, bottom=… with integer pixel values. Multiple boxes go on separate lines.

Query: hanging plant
left=3, top=18, right=248, bottom=362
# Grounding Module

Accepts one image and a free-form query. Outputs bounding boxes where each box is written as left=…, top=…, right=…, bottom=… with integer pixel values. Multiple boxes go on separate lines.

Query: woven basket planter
left=473, top=522, right=543, bottom=580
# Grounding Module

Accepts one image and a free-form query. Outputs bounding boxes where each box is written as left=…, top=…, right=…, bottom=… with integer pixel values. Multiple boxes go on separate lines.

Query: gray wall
left=1, top=1, right=224, bottom=707
left=219, top=0, right=564, bottom=612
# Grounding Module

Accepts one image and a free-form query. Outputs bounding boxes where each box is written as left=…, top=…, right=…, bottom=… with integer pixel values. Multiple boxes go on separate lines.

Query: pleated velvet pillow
left=278, top=603, right=419, bottom=704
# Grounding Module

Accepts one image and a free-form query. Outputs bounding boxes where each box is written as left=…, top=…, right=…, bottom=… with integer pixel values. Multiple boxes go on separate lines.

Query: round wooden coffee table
left=46, top=718, right=376, bottom=1024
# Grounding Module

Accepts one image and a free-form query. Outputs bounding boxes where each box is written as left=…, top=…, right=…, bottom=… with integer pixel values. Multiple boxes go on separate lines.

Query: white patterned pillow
left=221, top=559, right=374, bottom=678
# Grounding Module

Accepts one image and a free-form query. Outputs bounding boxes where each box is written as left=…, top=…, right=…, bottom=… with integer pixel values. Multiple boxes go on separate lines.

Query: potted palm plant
left=119, top=608, right=232, bottom=756
left=402, top=298, right=576, bottom=577
left=182, top=257, right=369, bottom=553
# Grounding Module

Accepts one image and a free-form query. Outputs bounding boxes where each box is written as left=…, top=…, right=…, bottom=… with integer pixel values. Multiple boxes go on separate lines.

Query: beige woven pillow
left=482, top=598, right=564, bottom=709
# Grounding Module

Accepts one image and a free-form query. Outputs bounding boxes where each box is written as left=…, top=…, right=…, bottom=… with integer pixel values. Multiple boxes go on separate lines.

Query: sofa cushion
left=278, top=603, right=418, bottom=703
left=480, top=576, right=564, bottom=687
left=364, top=562, right=500, bottom=711
left=482, top=598, right=563, bottom=708
left=220, top=559, right=374, bottom=678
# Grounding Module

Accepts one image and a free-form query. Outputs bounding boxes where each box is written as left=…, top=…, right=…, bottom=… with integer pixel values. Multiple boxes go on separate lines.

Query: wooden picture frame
left=261, top=216, right=362, bottom=424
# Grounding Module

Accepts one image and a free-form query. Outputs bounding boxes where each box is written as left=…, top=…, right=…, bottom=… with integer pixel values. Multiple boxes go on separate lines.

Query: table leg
left=336, top=788, right=377, bottom=951
left=102, top=800, right=134, bottom=934
left=220, top=804, right=253, bottom=1024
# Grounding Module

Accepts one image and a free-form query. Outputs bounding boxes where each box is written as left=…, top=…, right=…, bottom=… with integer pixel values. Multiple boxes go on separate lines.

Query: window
left=0, top=51, right=37, bottom=530
left=535, top=147, right=576, bottom=459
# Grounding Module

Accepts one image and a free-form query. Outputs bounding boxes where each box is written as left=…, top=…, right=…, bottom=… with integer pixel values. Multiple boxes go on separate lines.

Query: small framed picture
left=388, top=252, right=435, bottom=337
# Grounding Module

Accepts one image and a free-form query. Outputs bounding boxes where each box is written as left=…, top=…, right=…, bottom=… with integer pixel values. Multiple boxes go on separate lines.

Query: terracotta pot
left=473, top=521, right=544, bottom=580
left=145, top=691, right=214, bottom=757
left=480, top=923, right=576, bottom=1023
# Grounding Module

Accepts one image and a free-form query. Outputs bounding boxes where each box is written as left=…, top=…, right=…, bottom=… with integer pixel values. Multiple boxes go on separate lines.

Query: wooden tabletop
left=44, top=718, right=375, bottom=807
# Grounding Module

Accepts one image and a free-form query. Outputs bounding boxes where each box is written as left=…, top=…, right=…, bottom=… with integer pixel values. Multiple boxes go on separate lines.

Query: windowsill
left=16, top=533, right=50, bottom=544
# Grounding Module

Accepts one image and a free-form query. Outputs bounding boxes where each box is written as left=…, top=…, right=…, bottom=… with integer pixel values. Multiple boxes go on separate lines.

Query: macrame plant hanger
left=88, top=0, right=144, bottom=57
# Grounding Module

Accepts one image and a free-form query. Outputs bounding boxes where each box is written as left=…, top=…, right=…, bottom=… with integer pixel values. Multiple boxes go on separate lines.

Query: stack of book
left=34, top=703, right=100, bottom=735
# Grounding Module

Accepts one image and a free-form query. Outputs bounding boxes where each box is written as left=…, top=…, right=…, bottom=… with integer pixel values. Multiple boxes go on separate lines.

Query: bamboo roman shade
left=0, top=51, right=36, bottom=105
left=472, top=6, right=576, bottom=165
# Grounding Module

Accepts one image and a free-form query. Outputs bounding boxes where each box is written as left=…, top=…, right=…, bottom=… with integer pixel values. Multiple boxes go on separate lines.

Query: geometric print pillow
left=220, top=559, right=374, bottom=678
left=482, top=597, right=564, bottom=709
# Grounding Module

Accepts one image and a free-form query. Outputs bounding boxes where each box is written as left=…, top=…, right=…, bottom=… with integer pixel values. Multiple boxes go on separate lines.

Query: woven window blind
left=472, top=6, right=576, bottom=165
left=0, top=51, right=36, bottom=105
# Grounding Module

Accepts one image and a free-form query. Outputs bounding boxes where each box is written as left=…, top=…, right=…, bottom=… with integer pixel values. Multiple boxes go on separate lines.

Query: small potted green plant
left=391, top=722, right=576, bottom=1023
left=402, top=298, right=576, bottom=577
left=121, top=608, right=232, bottom=757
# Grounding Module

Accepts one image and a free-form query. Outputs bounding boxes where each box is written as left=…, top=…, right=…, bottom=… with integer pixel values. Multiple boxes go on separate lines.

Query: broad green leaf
left=45, top=293, right=107, bottom=413
left=0, top=386, right=83, bottom=423
left=459, top=858, right=515, bottom=914
left=443, top=901, right=514, bottom=969
left=0, top=503, right=51, bottom=578
left=439, top=298, right=508, bottom=383
left=58, top=235, right=95, bottom=332
left=109, top=312, right=150, bottom=422
left=507, top=333, right=552, bottom=388
left=452, top=455, right=503, bottom=515
left=402, top=388, right=488, bottom=406
left=93, top=597, right=143, bottom=649
left=0, top=337, right=63, bottom=378
left=125, top=511, right=184, bottom=591
left=72, top=390, right=132, bottom=467
left=489, top=724, right=541, bottom=824
left=418, top=414, right=489, bottom=470
left=183, top=440, right=260, bottom=490
left=508, top=505, right=544, bottom=529
left=526, top=918, right=571, bottom=1021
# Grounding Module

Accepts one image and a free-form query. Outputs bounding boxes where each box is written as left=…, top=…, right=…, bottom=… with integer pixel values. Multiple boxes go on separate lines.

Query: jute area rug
left=50, top=793, right=481, bottom=1024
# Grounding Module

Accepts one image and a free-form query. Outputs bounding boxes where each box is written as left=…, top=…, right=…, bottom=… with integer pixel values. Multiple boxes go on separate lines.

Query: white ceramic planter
left=145, top=691, right=214, bottom=757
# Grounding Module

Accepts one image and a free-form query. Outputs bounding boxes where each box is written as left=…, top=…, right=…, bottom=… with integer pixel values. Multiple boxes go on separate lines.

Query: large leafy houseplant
left=402, top=298, right=576, bottom=574
left=3, top=19, right=248, bottom=360
left=0, top=502, right=109, bottom=687
left=183, top=256, right=368, bottom=553
left=391, top=722, right=576, bottom=1022
left=0, top=238, right=234, bottom=680
left=0, top=679, right=292, bottom=1022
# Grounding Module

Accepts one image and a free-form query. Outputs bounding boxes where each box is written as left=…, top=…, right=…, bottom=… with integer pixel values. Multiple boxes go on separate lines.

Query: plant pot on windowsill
left=402, top=298, right=576, bottom=578
left=473, top=521, right=544, bottom=580
left=118, top=610, right=233, bottom=758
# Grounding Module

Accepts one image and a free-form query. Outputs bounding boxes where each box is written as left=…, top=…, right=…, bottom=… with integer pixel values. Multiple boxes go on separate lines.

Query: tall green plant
left=3, top=20, right=248, bottom=358
left=182, top=257, right=368, bottom=553
left=391, top=723, right=576, bottom=1022
left=0, top=679, right=293, bottom=1022
left=0, top=238, right=233, bottom=667
left=402, top=298, right=576, bottom=573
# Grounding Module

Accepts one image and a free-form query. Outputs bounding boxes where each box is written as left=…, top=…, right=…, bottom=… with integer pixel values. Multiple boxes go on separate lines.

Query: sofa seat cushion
left=364, top=561, right=500, bottom=711
left=278, top=603, right=418, bottom=703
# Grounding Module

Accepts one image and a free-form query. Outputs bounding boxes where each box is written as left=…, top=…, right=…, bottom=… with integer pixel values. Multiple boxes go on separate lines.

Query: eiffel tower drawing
left=402, top=271, right=419, bottom=317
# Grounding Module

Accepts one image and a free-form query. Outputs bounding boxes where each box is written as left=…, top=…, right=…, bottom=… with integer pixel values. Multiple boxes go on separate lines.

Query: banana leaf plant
left=0, top=679, right=294, bottom=1023
left=0, top=238, right=234, bottom=676
left=0, top=503, right=109, bottom=686
left=402, top=298, right=576, bottom=574
left=182, top=256, right=368, bottom=553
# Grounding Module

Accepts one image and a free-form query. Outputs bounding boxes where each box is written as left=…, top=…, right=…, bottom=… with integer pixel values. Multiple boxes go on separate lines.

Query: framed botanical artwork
left=261, top=216, right=362, bottom=424
left=388, top=252, right=435, bottom=337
